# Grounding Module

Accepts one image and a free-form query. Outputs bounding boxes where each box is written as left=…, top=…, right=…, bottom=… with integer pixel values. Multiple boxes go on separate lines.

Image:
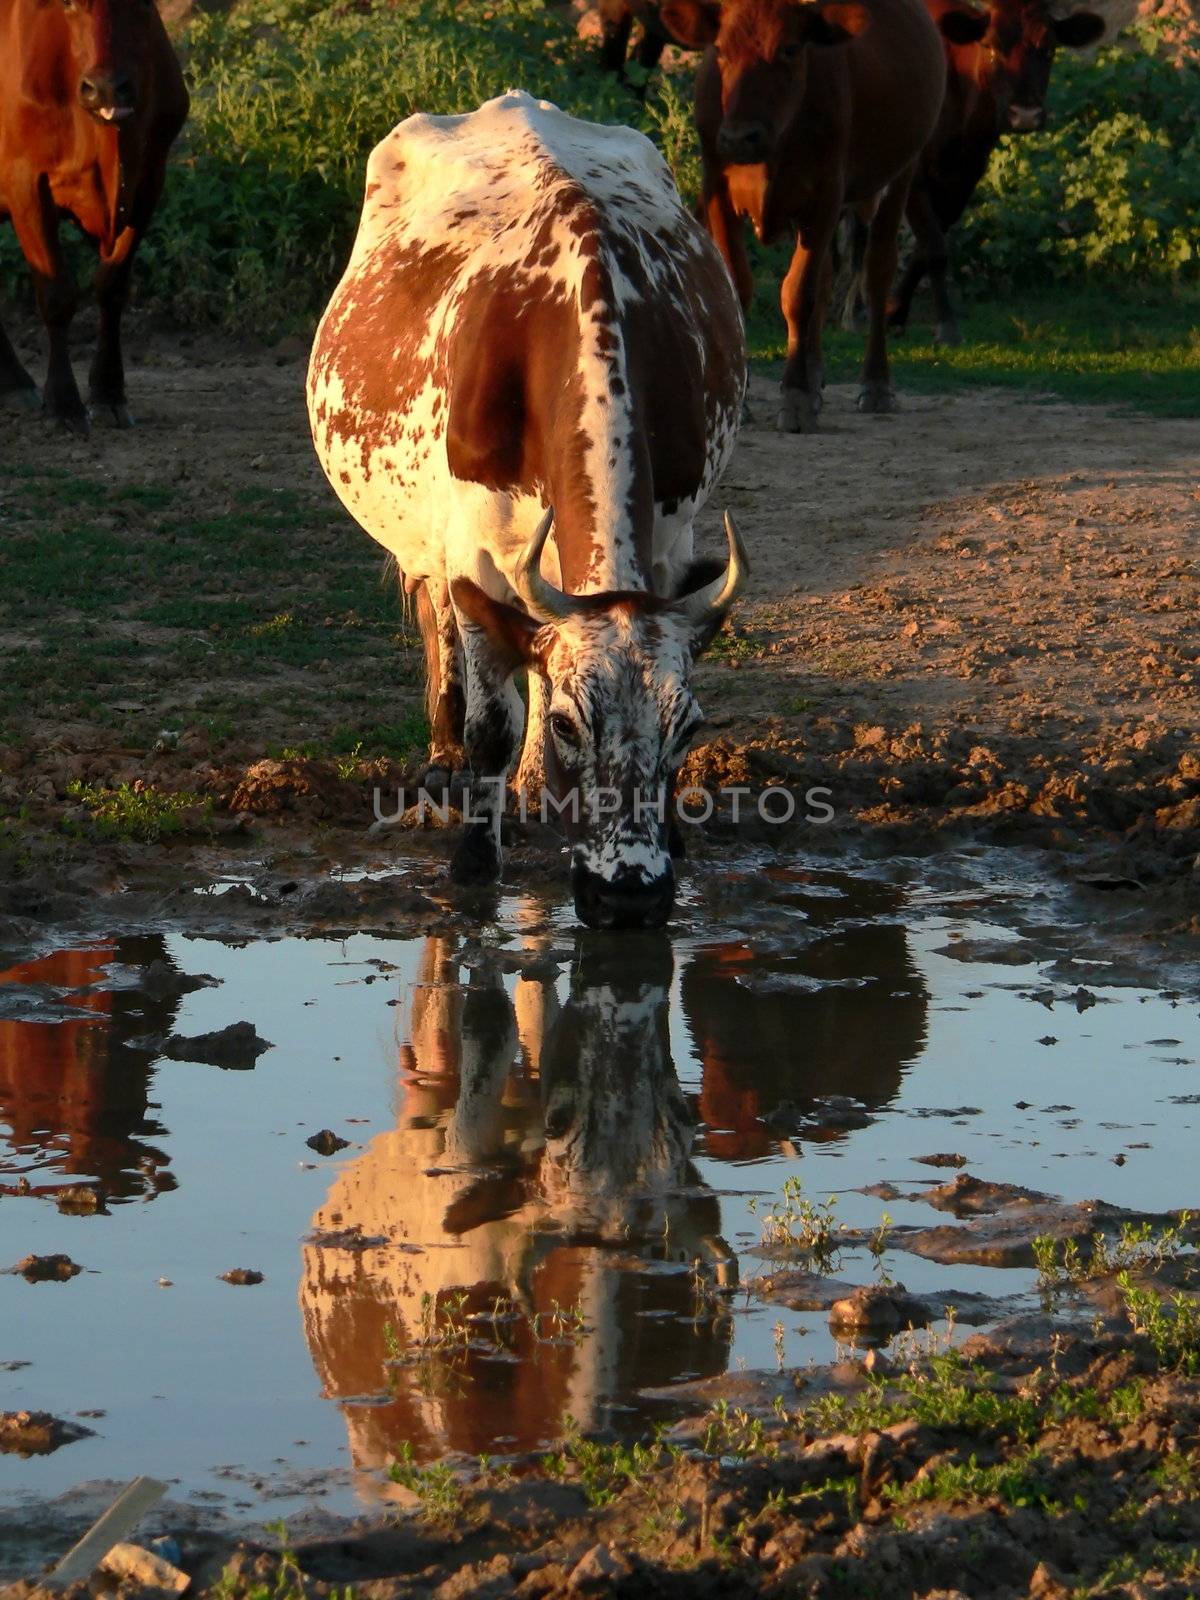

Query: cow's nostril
left=79, top=77, right=100, bottom=107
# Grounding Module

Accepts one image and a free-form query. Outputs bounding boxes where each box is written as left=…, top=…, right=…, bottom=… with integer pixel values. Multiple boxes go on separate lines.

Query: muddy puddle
left=1, top=851, right=1197, bottom=1552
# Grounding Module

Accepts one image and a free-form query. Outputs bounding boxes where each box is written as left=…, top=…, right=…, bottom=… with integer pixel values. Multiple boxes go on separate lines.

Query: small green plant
left=1119, top=1275, right=1200, bottom=1374
left=884, top=1448, right=1047, bottom=1511
left=388, top=1441, right=467, bottom=1521
left=1033, top=1215, right=1194, bottom=1291
left=210, top=1520, right=349, bottom=1600
left=750, top=1176, right=843, bottom=1270
left=65, top=780, right=211, bottom=842
left=543, top=1417, right=669, bottom=1508
left=698, top=1400, right=778, bottom=1462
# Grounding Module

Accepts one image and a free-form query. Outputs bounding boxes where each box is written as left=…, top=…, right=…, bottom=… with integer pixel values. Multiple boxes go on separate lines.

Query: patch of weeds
left=807, top=1349, right=1040, bottom=1441
left=1084, top=1544, right=1200, bottom=1595
left=210, top=1519, right=344, bottom=1600
left=1034, top=1216, right=1194, bottom=1291
left=750, top=1175, right=843, bottom=1271
left=388, top=1441, right=467, bottom=1522
left=544, top=1418, right=670, bottom=1508
left=781, top=695, right=813, bottom=714
left=699, top=1400, right=778, bottom=1462
left=885, top=1448, right=1048, bottom=1511
left=65, top=781, right=212, bottom=843
left=707, top=628, right=765, bottom=664
left=1119, top=1275, right=1200, bottom=1373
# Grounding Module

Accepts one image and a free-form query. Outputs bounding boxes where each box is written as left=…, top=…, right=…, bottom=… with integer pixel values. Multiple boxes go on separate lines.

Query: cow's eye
left=549, top=711, right=580, bottom=747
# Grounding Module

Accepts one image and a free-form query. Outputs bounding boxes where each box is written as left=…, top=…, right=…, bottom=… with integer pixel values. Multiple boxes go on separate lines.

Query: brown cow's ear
left=1052, top=9, right=1105, bottom=46
left=659, top=0, right=722, bottom=48
left=451, top=577, right=546, bottom=672
left=800, top=1, right=872, bottom=47
left=939, top=6, right=989, bottom=46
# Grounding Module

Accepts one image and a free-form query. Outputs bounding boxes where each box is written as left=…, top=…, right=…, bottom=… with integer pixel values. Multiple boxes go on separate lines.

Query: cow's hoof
left=450, top=826, right=501, bottom=886
left=933, top=321, right=962, bottom=348
left=45, top=395, right=90, bottom=436
left=856, top=383, right=897, bottom=415
left=776, top=390, right=820, bottom=434
left=92, top=398, right=135, bottom=428
left=418, top=762, right=468, bottom=798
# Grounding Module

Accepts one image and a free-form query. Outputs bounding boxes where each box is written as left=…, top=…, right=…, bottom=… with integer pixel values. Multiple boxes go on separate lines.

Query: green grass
left=747, top=286, right=1200, bottom=417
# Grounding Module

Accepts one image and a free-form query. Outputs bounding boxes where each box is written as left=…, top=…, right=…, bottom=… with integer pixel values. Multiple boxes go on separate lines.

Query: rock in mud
left=0, top=1410, right=93, bottom=1456
left=914, top=1174, right=1053, bottom=1216
left=100, top=1542, right=190, bottom=1595
left=898, top=1197, right=1192, bottom=1268
left=567, top=1543, right=633, bottom=1590
left=54, top=1184, right=104, bottom=1215
left=827, top=1284, right=931, bottom=1335
left=219, top=1268, right=264, bottom=1286
left=305, top=1129, right=349, bottom=1156
left=157, top=1022, right=273, bottom=1069
left=8, top=1253, right=82, bottom=1283
left=914, top=1153, right=968, bottom=1169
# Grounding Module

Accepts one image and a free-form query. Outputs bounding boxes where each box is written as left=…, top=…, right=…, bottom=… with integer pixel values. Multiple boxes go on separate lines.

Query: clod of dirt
left=54, top=1185, right=104, bottom=1215
left=898, top=1197, right=1192, bottom=1268
left=8, top=1253, right=82, bottom=1283
left=914, top=1174, right=1053, bottom=1216
left=305, top=1129, right=349, bottom=1156
left=827, top=1284, right=931, bottom=1336
left=568, top=1542, right=633, bottom=1590
left=157, top=1022, right=273, bottom=1069
left=219, top=1268, right=264, bottom=1285
left=914, top=1152, right=968, bottom=1169
left=0, top=1410, right=94, bottom=1457
left=754, top=1269, right=1008, bottom=1329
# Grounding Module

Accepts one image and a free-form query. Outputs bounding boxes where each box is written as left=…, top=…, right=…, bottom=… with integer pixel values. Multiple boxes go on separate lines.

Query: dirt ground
left=1, top=322, right=1197, bottom=933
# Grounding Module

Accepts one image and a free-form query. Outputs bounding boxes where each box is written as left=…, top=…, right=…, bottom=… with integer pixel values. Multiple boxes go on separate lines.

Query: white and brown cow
left=307, top=91, right=747, bottom=929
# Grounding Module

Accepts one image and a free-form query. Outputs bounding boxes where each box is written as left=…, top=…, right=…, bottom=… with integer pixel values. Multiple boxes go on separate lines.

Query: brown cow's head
left=452, top=511, right=749, bottom=931
left=976, top=0, right=1105, bottom=132
left=47, top=0, right=164, bottom=125
left=659, top=0, right=874, bottom=165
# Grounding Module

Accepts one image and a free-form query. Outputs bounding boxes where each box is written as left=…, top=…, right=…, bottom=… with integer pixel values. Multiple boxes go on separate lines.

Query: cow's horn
left=512, top=505, right=582, bottom=622
left=679, top=510, right=750, bottom=624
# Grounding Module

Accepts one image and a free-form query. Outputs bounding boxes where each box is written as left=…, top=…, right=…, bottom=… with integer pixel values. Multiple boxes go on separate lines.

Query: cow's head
left=452, top=510, right=749, bottom=931
left=978, top=0, right=1105, bottom=132
left=44, top=0, right=164, bottom=125
left=659, top=0, right=874, bottom=165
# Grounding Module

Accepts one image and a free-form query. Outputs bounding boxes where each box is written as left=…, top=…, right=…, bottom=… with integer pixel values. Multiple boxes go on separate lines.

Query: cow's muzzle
left=1008, top=104, right=1045, bottom=132
left=80, top=71, right=137, bottom=122
left=716, top=121, right=771, bottom=164
left=573, top=864, right=676, bottom=931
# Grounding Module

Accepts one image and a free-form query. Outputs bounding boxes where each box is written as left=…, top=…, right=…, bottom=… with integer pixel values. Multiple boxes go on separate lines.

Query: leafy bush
left=955, top=30, right=1200, bottom=286
left=0, top=2, right=1195, bottom=330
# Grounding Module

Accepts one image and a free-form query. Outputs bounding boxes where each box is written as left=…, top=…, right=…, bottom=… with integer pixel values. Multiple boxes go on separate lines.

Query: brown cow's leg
left=703, top=186, right=754, bottom=313
left=777, top=219, right=834, bottom=433
left=9, top=184, right=87, bottom=431
left=449, top=624, right=523, bottom=885
left=89, top=251, right=137, bottom=427
left=598, top=3, right=634, bottom=72
left=857, top=172, right=911, bottom=415
left=0, top=318, right=38, bottom=411
left=889, top=184, right=957, bottom=344
left=416, top=580, right=467, bottom=796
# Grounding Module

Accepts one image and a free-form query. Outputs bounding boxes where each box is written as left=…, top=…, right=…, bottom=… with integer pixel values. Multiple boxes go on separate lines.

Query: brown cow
left=596, top=0, right=673, bottom=79
left=0, top=0, right=188, bottom=432
left=660, top=0, right=986, bottom=431
left=888, top=0, right=1104, bottom=342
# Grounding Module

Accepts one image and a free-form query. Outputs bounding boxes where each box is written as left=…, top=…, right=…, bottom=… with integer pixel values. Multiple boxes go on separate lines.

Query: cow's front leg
left=778, top=213, right=835, bottom=433
left=858, top=170, right=913, bottom=414
left=90, top=240, right=138, bottom=427
left=8, top=182, right=87, bottom=431
left=450, top=623, right=524, bottom=885
left=416, top=579, right=467, bottom=794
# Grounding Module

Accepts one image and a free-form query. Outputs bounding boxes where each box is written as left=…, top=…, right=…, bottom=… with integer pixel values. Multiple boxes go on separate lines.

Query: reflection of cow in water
left=0, top=935, right=183, bottom=1200
left=682, top=875, right=929, bottom=1160
left=300, top=931, right=734, bottom=1479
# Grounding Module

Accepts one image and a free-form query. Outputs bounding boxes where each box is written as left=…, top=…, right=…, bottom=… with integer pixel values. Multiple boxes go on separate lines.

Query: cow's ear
left=451, top=578, right=545, bottom=672
left=939, top=5, right=989, bottom=45
left=800, top=1, right=872, bottom=47
left=659, top=0, right=722, bottom=48
left=1052, top=9, right=1104, bottom=46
